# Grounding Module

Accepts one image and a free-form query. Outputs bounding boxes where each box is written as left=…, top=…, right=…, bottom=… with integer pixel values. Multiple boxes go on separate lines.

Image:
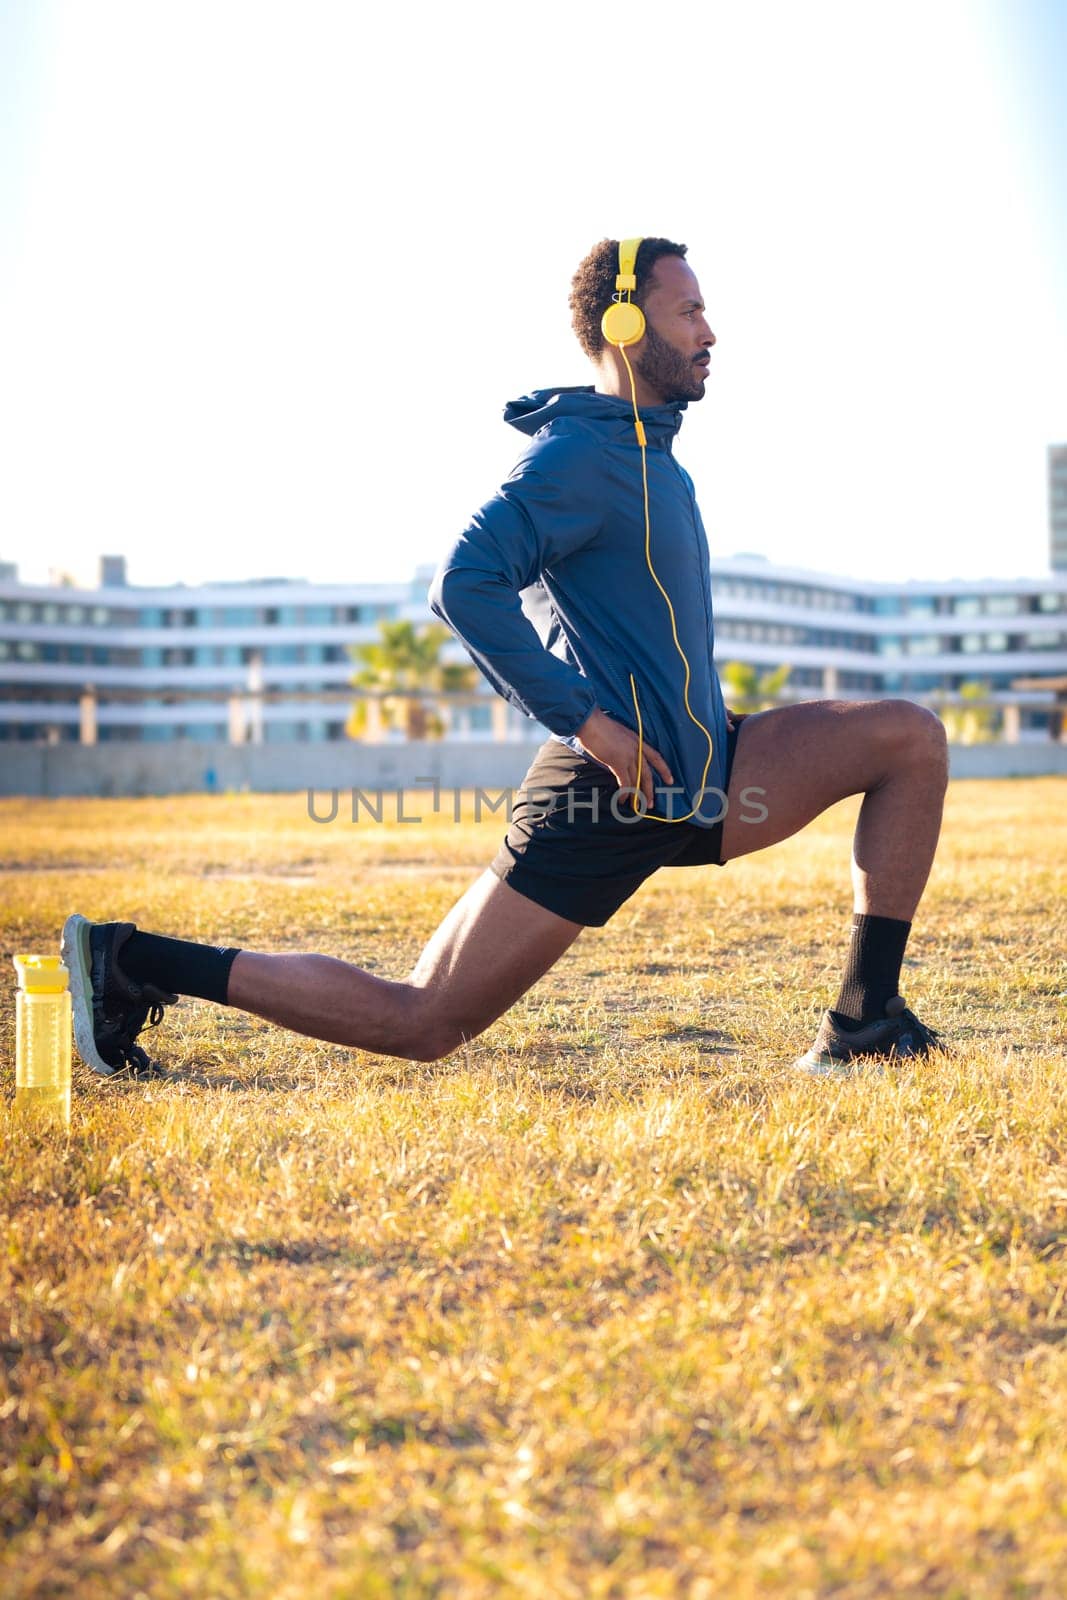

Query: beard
left=634, top=323, right=707, bottom=403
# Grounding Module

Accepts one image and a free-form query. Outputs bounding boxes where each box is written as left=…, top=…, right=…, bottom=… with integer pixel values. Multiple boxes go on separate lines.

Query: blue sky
left=1, top=0, right=1065, bottom=590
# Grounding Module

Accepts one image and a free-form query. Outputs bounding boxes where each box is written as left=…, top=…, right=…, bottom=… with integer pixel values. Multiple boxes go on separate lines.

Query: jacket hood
left=504, top=385, right=687, bottom=445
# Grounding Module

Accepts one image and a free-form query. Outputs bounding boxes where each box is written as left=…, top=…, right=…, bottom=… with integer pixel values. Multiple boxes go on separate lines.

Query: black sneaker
left=792, top=995, right=943, bottom=1078
left=61, top=914, right=178, bottom=1078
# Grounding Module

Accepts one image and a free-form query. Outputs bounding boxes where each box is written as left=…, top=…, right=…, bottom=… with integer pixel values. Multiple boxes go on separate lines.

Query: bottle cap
left=13, top=955, right=70, bottom=994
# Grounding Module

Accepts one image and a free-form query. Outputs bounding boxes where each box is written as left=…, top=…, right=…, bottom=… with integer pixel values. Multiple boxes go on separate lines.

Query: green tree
left=347, top=621, right=476, bottom=740
left=719, top=660, right=792, bottom=713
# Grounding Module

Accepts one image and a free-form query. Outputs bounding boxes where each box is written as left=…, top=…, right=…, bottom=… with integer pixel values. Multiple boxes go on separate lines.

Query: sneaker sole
left=792, top=1050, right=887, bottom=1079
left=61, top=913, right=119, bottom=1078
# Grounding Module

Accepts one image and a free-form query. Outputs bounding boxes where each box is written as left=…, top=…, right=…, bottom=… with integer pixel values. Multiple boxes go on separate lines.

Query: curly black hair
left=569, top=237, right=688, bottom=359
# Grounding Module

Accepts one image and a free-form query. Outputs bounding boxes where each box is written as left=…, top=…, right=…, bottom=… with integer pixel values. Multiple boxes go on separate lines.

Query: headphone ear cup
left=601, top=300, right=646, bottom=348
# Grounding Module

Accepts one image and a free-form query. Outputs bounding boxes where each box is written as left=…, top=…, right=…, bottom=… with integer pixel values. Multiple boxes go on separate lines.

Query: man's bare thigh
left=719, top=698, right=917, bottom=861
left=407, top=868, right=584, bottom=1044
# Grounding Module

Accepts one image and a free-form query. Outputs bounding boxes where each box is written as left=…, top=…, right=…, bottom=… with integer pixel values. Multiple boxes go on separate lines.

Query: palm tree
left=938, top=679, right=996, bottom=744
left=347, top=620, right=476, bottom=740
left=719, top=660, right=792, bottom=713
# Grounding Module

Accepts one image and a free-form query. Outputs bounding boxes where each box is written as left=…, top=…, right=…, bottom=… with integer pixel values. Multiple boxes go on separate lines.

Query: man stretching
left=64, top=236, right=947, bottom=1080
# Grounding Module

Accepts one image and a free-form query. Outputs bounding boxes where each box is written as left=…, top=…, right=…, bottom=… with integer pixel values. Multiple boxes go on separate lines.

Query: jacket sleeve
left=428, top=435, right=602, bottom=737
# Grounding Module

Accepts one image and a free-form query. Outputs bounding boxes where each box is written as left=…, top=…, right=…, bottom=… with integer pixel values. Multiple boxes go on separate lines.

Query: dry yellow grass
left=1, top=777, right=1065, bottom=1599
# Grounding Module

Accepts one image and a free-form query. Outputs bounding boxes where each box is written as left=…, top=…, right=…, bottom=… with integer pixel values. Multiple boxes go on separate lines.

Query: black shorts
left=489, top=717, right=744, bottom=927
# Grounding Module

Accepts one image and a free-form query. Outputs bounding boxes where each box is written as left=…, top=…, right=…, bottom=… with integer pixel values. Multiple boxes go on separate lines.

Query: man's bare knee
left=408, top=1022, right=490, bottom=1062
left=896, top=700, right=949, bottom=779
left=875, top=698, right=948, bottom=767
left=397, top=987, right=484, bottom=1063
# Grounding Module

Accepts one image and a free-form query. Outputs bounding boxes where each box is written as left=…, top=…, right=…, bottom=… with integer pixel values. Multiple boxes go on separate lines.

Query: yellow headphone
left=600, top=236, right=715, bottom=821
left=600, top=236, right=646, bottom=349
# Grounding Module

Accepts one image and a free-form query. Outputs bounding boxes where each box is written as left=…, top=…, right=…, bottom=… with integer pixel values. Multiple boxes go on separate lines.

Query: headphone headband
left=616, top=237, right=642, bottom=293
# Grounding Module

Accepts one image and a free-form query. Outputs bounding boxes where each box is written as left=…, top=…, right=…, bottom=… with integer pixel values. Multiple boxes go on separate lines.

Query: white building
left=1, top=554, right=1065, bottom=745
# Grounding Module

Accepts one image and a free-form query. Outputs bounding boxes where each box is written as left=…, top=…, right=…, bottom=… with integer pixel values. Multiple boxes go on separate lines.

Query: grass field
left=2, top=778, right=1066, bottom=1599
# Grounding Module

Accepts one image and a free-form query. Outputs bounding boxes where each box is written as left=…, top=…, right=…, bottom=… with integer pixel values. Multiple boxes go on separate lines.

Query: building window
left=985, top=595, right=1020, bottom=616
left=1022, top=632, right=1062, bottom=651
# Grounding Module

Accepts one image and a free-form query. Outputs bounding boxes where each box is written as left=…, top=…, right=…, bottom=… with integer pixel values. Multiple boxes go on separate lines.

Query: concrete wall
left=945, top=742, right=1067, bottom=778
left=0, top=739, right=550, bottom=799
left=1, top=737, right=1066, bottom=799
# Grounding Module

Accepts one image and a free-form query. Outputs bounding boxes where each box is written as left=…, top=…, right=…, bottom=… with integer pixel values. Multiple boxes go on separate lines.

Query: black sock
left=121, top=931, right=241, bottom=1005
left=831, top=913, right=911, bottom=1029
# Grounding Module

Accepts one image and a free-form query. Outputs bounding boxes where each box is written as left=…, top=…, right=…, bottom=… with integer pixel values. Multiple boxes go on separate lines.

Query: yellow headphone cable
left=603, top=243, right=716, bottom=822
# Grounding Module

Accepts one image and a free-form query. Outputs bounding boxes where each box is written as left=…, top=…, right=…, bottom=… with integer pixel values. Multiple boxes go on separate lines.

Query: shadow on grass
left=81, top=1065, right=320, bottom=1094
left=81, top=1055, right=467, bottom=1094
left=659, top=1024, right=738, bottom=1052
left=201, top=1237, right=377, bottom=1267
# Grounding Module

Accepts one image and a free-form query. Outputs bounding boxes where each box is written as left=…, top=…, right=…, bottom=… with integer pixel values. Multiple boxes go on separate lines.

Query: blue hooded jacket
left=429, top=385, right=729, bottom=825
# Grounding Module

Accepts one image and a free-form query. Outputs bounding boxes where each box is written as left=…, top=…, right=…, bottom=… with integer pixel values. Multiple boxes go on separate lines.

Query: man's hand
left=574, top=707, right=674, bottom=813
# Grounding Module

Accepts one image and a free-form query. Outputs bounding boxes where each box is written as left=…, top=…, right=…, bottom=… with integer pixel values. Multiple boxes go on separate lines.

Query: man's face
left=633, top=256, right=716, bottom=403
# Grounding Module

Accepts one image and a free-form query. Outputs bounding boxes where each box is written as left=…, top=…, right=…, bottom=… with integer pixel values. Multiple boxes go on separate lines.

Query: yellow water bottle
left=14, top=955, right=72, bottom=1130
